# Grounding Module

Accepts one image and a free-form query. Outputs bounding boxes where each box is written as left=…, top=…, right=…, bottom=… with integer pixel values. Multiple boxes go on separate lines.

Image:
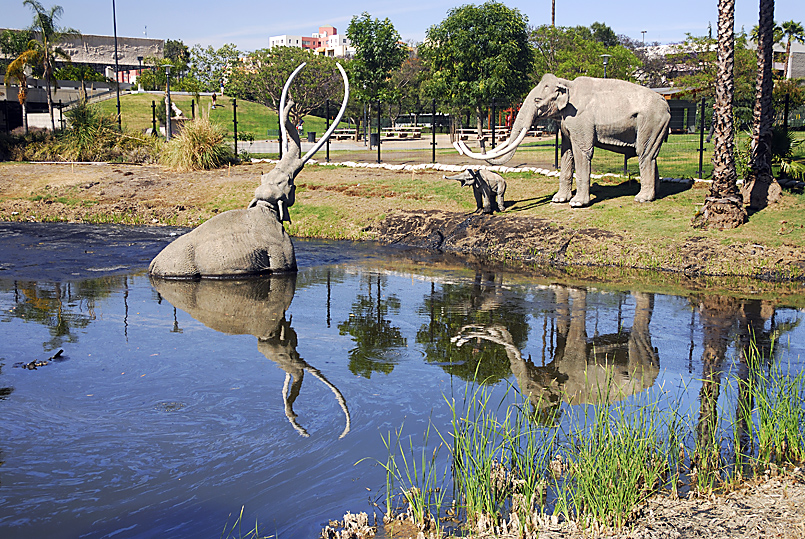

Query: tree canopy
left=227, top=46, right=344, bottom=125
left=346, top=12, right=408, bottom=103
left=420, top=0, right=534, bottom=126
left=189, top=43, right=240, bottom=92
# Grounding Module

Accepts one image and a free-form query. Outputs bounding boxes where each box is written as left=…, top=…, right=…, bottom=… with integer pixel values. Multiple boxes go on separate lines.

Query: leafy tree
left=781, top=20, right=805, bottom=78
left=54, top=64, right=108, bottom=82
left=347, top=11, right=407, bottom=106
left=618, top=33, right=669, bottom=87
left=421, top=1, right=534, bottom=133
left=189, top=43, right=240, bottom=92
left=693, top=0, right=747, bottom=229
left=227, top=46, right=343, bottom=125
left=164, top=39, right=190, bottom=64
left=18, top=0, right=80, bottom=131
left=590, top=21, right=619, bottom=47
left=0, top=29, right=34, bottom=73
left=529, top=24, right=641, bottom=82
left=387, top=53, right=429, bottom=126
left=6, top=55, right=32, bottom=133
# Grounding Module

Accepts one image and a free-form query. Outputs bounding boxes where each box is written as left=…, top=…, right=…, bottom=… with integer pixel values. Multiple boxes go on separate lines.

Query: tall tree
left=347, top=12, right=407, bottom=104
left=189, top=43, right=240, bottom=92
left=420, top=1, right=534, bottom=134
left=20, top=0, right=79, bottom=131
left=742, top=0, right=782, bottom=209
left=0, top=29, right=34, bottom=73
left=6, top=53, right=33, bottom=133
left=693, top=0, right=748, bottom=229
left=227, top=46, right=343, bottom=126
left=780, top=20, right=805, bottom=78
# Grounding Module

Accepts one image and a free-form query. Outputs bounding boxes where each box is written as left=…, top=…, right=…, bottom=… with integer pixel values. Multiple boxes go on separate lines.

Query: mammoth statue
left=444, top=169, right=507, bottom=214
left=150, top=275, right=351, bottom=438
left=149, top=62, right=350, bottom=278
left=455, top=74, right=671, bottom=207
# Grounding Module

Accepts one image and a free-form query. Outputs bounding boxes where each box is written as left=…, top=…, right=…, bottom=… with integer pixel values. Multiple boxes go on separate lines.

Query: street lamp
left=164, top=63, right=173, bottom=141
left=136, top=56, right=143, bottom=92
left=112, top=0, right=121, bottom=130
left=600, top=54, right=612, bottom=78
left=641, top=30, right=647, bottom=47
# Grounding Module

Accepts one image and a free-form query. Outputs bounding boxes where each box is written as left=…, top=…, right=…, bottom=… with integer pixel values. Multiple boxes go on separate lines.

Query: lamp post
left=641, top=30, right=647, bottom=47
left=112, top=0, right=121, bottom=130
left=600, top=54, right=612, bottom=78
left=137, top=56, right=143, bottom=91
left=164, top=64, right=173, bottom=141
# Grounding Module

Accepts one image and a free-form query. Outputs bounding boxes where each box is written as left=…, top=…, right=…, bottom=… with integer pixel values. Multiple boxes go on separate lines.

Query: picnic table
left=382, top=126, right=423, bottom=140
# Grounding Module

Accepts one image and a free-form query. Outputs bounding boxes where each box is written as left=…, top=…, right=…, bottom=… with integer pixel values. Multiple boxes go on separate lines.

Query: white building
left=268, top=25, right=354, bottom=58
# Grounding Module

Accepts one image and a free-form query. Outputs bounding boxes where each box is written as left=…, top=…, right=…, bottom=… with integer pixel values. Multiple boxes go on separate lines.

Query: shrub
left=160, top=117, right=234, bottom=170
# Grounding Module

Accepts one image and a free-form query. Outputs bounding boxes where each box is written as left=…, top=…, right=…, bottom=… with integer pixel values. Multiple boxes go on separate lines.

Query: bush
left=160, top=117, right=235, bottom=171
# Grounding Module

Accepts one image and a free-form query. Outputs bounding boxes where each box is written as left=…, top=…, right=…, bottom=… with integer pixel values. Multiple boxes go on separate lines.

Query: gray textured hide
left=149, top=62, right=349, bottom=279
left=456, top=74, right=671, bottom=207
left=444, top=169, right=507, bottom=214
left=150, top=275, right=350, bottom=438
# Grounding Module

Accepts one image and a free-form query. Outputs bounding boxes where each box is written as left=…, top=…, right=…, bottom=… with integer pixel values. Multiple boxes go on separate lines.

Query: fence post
left=191, top=99, right=195, bottom=120
left=377, top=100, right=381, bottom=163
left=232, top=98, right=238, bottom=156
left=554, top=128, right=559, bottom=169
left=278, top=109, right=283, bottom=159
left=431, top=99, right=437, bottom=164
left=58, top=99, right=64, bottom=130
left=491, top=99, right=496, bottom=149
left=325, top=99, right=330, bottom=163
left=151, top=100, right=156, bottom=136
left=698, top=97, right=706, bottom=178
left=784, top=93, right=790, bottom=133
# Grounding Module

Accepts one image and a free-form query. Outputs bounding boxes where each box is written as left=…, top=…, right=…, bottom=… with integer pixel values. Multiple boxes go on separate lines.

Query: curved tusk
left=454, top=128, right=528, bottom=160
left=305, top=366, right=351, bottom=439
left=282, top=372, right=310, bottom=437
left=300, top=63, right=350, bottom=165
left=280, top=62, right=307, bottom=155
left=453, top=131, right=517, bottom=157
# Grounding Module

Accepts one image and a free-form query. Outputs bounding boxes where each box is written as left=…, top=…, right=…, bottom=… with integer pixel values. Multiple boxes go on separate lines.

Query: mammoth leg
left=569, top=138, right=593, bottom=207
left=635, top=114, right=669, bottom=203
left=552, top=136, right=574, bottom=203
left=495, top=183, right=506, bottom=212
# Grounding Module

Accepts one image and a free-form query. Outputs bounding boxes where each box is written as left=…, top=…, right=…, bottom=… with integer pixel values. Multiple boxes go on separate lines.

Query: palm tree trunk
left=693, top=0, right=747, bottom=229
left=741, top=0, right=782, bottom=209
left=22, top=100, right=29, bottom=134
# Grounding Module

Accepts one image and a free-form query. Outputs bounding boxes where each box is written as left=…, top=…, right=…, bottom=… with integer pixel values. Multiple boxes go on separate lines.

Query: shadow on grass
left=506, top=194, right=554, bottom=212
left=588, top=179, right=693, bottom=205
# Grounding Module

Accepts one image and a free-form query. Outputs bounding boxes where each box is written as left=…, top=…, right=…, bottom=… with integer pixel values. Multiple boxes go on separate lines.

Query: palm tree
left=693, top=0, right=748, bottom=229
left=742, top=0, right=782, bottom=210
left=781, top=20, right=805, bottom=79
left=20, top=0, right=79, bottom=131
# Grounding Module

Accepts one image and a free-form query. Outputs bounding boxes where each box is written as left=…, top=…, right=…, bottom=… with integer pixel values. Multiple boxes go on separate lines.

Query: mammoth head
left=248, top=62, right=350, bottom=221
left=531, top=74, right=570, bottom=118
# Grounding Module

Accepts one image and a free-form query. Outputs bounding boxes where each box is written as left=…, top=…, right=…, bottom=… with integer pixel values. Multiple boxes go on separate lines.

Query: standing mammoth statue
left=149, top=62, right=349, bottom=278
left=455, top=74, right=671, bottom=207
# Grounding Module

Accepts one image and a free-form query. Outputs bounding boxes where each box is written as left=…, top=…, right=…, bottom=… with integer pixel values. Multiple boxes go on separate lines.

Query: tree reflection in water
left=338, top=273, right=407, bottom=378
left=150, top=276, right=351, bottom=438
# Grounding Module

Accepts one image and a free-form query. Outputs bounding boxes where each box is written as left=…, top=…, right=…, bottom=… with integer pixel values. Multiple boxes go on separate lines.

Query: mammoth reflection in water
left=453, top=288, right=660, bottom=417
left=150, top=275, right=350, bottom=438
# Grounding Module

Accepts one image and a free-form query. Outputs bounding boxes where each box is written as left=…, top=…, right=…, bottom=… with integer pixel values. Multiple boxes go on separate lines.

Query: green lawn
left=95, top=93, right=346, bottom=140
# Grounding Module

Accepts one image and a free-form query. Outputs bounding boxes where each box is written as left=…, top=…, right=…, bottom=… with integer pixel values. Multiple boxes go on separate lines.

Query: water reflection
left=452, top=287, right=660, bottom=422
left=338, top=273, right=407, bottom=378
left=150, top=276, right=351, bottom=438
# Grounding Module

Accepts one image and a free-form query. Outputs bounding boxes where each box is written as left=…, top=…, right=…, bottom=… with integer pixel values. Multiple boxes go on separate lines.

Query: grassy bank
left=368, top=341, right=805, bottom=538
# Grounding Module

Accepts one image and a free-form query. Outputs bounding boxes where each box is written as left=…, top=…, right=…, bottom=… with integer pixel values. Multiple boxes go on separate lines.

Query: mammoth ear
left=555, top=83, right=569, bottom=110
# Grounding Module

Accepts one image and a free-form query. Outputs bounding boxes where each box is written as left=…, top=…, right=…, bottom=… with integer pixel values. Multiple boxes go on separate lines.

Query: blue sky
left=3, top=0, right=802, bottom=51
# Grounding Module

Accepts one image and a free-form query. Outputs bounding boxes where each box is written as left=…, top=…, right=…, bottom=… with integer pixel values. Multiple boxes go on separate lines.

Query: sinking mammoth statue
left=150, top=275, right=351, bottom=438
left=455, top=74, right=671, bottom=207
left=149, top=62, right=350, bottom=278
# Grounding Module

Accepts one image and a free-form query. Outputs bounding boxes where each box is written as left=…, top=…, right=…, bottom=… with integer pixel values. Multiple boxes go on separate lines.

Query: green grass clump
left=160, top=117, right=235, bottom=171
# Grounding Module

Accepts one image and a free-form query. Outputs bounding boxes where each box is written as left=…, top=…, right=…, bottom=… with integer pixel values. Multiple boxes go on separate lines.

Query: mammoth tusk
left=280, top=62, right=307, bottom=155
left=282, top=372, right=311, bottom=438
left=300, top=63, right=350, bottom=166
left=454, top=128, right=528, bottom=160
left=305, top=366, right=351, bottom=439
